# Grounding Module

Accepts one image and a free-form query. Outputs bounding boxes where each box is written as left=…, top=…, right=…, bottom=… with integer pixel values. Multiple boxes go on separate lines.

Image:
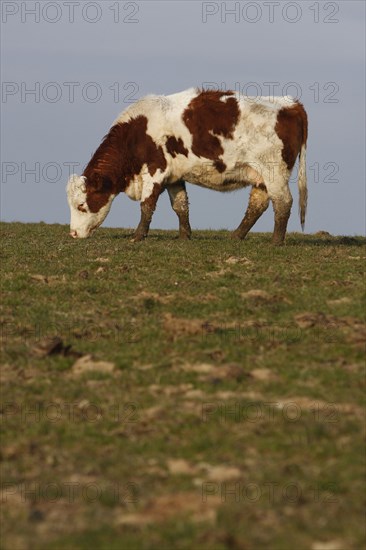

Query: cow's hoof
left=231, top=231, right=245, bottom=240
left=179, top=233, right=191, bottom=240
left=271, top=240, right=285, bottom=246
left=131, top=233, right=146, bottom=243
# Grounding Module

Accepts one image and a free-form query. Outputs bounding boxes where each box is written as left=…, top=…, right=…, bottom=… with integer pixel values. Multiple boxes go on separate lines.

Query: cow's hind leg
left=132, top=184, right=163, bottom=242
left=232, top=184, right=270, bottom=239
left=167, top=181, right=191, bottom=239
left=271, top=189, right=293, bottom=245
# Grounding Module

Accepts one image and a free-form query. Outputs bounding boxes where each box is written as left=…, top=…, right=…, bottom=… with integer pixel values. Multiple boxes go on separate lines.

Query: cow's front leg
left=232, top=184, right=269, bottom=239
left=132, top=183, right=163, bottom=242
left=167, top=181, right=191, bottom=239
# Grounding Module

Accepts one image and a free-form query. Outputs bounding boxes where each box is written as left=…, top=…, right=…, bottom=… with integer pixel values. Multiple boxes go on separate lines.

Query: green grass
left=1, top=222, right=365, bottom=549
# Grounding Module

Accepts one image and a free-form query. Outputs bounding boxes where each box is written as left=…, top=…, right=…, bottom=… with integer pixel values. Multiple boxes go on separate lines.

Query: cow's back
left=112, top=89, right=301, bottom=189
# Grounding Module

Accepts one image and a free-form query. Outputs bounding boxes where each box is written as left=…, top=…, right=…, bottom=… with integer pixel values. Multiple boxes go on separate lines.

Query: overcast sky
left=1, top=0, right=365, bottom=235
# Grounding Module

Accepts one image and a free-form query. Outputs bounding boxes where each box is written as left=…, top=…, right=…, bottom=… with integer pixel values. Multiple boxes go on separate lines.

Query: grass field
left=1, top=222, right=365, bottom=549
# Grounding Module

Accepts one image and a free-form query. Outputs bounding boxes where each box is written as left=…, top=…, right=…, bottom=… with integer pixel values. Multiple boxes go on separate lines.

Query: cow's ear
left=80, top=179, right=87, bottom=193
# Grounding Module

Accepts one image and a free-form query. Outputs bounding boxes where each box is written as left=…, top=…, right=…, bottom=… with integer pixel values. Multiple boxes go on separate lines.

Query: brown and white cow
left=67, top=88, right=307, bottom=244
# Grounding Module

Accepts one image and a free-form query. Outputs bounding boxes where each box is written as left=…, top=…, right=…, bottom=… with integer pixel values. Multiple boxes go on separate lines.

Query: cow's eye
left=77, top=203, right=87, bottom=213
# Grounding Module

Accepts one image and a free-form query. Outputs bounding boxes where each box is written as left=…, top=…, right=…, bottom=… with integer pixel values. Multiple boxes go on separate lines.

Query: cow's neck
left=83, top=124, right=129, bottom=194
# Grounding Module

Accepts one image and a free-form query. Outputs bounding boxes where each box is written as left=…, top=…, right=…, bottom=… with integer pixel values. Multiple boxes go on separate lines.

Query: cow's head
left=66, top=174, right=115, bottom=238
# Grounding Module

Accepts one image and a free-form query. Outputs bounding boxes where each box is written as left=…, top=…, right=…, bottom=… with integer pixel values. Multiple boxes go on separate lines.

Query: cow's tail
left=298, top=144, right=307, bottom=230
left=296, top=102, right=308, bottom=231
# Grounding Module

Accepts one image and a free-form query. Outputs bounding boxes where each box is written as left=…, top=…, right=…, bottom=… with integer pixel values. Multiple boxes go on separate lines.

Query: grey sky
left=1, top=0, right=365, bottom=235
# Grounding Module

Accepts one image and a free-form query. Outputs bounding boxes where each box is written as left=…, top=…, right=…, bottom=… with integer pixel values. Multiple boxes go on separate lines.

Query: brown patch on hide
left=83, top=116, right=167, bottom=212
left=142, top=183, right=163, bottom=211
left=166, top=136, right=189, bottom=158
left=214, top=159, right=227, bottom=173
left=182, top=90, right=239, bottom=172
left=275, top=101, right=308, bottom=170
left=257, top=183, right=267, bottom=191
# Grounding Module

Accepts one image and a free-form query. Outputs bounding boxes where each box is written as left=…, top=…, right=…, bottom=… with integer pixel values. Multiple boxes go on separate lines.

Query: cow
left=67, top=88, right=308, bottom=244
